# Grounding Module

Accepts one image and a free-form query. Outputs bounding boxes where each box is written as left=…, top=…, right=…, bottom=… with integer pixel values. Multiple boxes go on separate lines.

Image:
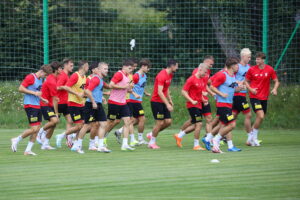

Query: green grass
left=0, top=128, right=300, bottom=200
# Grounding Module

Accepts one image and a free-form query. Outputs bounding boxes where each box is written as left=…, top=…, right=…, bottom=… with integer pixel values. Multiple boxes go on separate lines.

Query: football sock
left=118, top=127, right=123, bottom=134
left=98, top=139, right=104, bottom=147
left=227, top=140, right=234, bottom=149
left=130, top=134, right=136, bottom=142
left=205, top=133, right=213, bottom=142
left=122, top=138, right=128, bottom=147
left=194, top=139, right=199, bottom=147
left=178, top=130, right=186, bottom=138
left=252, top=128, right=259, bottom=140
left=247, top=132, right=253, bottom=142
left=149, top=137, right=156, bottom=145
left=17, top=135, right=23, bottom=143
left=25, top=141, right=34, bottom=152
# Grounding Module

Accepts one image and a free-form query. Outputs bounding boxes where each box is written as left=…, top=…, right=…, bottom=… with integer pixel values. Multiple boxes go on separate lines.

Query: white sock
left=25, top=141, right=34, bottom=152
left=130, top=134, right=136, bottom=142
left=43, top=138, right=49, bottom=146
left=59, top=132, right=66, bottom=139
left=178, top=130, right=186, bottom=138
left=38, top=127, right=45, bottom=135
left=98, top=139, right=104, bottom=147
left=95, top=136, right=99, bottom=141
left=252, top=128, right=259, bottom=140
left=194, top=139, right=199, bottom=147
left=205, top=133, right=213, bottom=142
left=148, top=132, right=152, bottom=137
left=247, top=132, right=253, bottom=142
left=89, top=139, right=95, bottom=147
left=227, top=140, right=234, bottom=149
left=149, top=137, right=156, bottom=145
left=122, top=138, right=128, bottom=147
left=77, top=138, right=83, bottom=148
left=138, top=133, right=143, bottom=140
left=17, top=135, right=23, bottom=143
left=213, top=134, right=222, bottom=145
left=118, top=127, right=123, bottom=133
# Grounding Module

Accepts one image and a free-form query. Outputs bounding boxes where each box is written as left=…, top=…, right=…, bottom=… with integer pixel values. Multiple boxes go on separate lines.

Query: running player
left=232, top=48, right=252, bottom=145
left=105, top=59, right=135, bottom=151
left=174, top=63, right=208, bottom=150
left=210, top=57, right=243, bottom=153
left=245, top=52, right=280, bottom=146
left=39, top=61, right=62, bottom=150
left=11, top=65, right=51, bottom=155
left=148, top=59, right=178, bottom=149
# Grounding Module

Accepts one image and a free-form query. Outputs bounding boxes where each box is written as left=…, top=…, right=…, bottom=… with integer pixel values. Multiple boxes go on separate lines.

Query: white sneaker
left=88, top=146, right=97, bottom=151
left=130, top=140, right=139, bottom=147
left=97, top=147, right=112, bottom=153
left=41, top=145, right=56, bottom=150
left=138, top=139, right=148, bottom=145
left=77, top=149, right=85, bottom=154
left=11, top=138, right=18, bottom=152
left=24, top=151, right=37, bottom=156
left=114, top=130, right=122, bottom=144
left=121, top=145, right=135, bottom=151
left=252, top=139, right=261, bottom=146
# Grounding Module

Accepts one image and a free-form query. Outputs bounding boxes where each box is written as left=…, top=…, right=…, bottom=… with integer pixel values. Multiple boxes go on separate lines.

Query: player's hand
left=166, top=103, right=173, bottom=112
left=271, top=89, right=277, bottom=96
left=134, top=94, right=141, bottom=99
left=35, top=91, right=42, bottom=97
left=202, top=91, right=208, bottom=96
left=92, top=102, right=97, bottom=109
left=169, top=100, right=174, bottom=106
left=191, top=100, right=198, bottom=105
left=77, top=92, right=85, bottom=98
left=102, top=97, right=107, bottom=104
left=144, top=92, right=151, bottom=97
left=41, top=98, right=49, bottom=104
left=221, top=92, right=228, bottom=98
left=250, top=88, right=257, bottom=95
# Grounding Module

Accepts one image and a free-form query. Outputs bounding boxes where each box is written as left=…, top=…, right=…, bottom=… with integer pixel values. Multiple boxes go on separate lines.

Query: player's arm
left=144, top=91, right=151, bottom=96
left=158, top=85, right=173, bottom=111
left=271, top=78, right=280, bottom=95
left=245, top=79, right=257, bottom=95
left=52, top=96, right=59, bottom=116
left=206, top=85, right=215, bottom=96
left=181, top=89, right=197, bottom=105
left=210, top=73, right=228, bottom=98
left=210, top=85, right=227, bottom=98
left=18, top=85, right=41, bottom=97
left=166, top=89, right=174, bottom=106
left=62, top=86, right=84, bottom=98
left=85, top=89, right=97, bottom=109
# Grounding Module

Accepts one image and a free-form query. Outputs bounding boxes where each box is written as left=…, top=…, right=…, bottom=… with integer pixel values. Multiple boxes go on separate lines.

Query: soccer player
left=245, top=52, right=280, bottom=146
left=174, top=63, right=208, bottom=150
left=39, top=61, right=62, bottom=150
left=105, top=59, right=135, bottom=151
left=54, top=58, right=74, bottom=147
left=72, top=62, right=111, bottom=153
left=232, top=48, right=252, bottom=145
left=176, top=56, right=215, bottom=143
left=210, top=57, right=243, bottom=153
left=148, top=59, right=178, bottom=149
left=61, top=60, right=89, bottom=147
left=11, top=65, right=51, bottom=155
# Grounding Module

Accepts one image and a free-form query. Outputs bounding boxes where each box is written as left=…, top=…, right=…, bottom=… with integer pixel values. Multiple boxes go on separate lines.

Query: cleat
left=130, top=140, right=139, bottom=147
left=148, top=143, right=160, bottom=149
left=11, top=138, right=18, bottom=152
left=228, top=146, right=242, bottom=152
left=88, top=146, right=97, bottom=151
left=252, top=139, right=261, bottom=146
left=193, top=145, right=206, bottom=151
left=103, top=138, right=108, bottom=147
left=146, top=132, right=152, bottom=140
left=114, top=130, right=122, bottom=144
left=173, top=134, right=182, bottom=148
left=77, top=149, right=85, bottom=154
left=212, top=146, right=223, bottom=153
left=201, top=137, right=211, bottom=151
left=71, top=146, right=84, bottom=154
left=41, top=145, right=56, bottom=150
left=138, top=139, right=148, bottom=145
left=121, top=145, right=135, bottom=151
left=24, top=151, right=37, bottom=156
left=219, top=140, right=225, bottom=146
left=97, top=147, right=112, bottom=153
left=55, top=135, right=63, bottom=148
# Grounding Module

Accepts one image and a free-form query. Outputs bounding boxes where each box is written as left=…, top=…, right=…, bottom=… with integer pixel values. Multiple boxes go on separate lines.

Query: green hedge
left=0, top=81, right=299, bottom=129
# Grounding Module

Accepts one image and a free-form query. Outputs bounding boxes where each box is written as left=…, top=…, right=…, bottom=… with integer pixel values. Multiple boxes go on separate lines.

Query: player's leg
left=97, top=103, right=111, bottom=153
left=89, top=122, right=99, bottom=150
left=250, top=98, right=266, bottom=146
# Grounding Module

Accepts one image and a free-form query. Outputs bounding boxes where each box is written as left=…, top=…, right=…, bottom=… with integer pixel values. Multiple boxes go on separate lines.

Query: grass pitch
left=0, top=128, right=299, bottom=200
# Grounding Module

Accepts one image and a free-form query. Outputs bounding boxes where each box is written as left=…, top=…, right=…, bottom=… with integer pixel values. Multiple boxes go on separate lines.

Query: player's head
left=203, top=55, right=214, bottom=68
left=78, top=60, right=89, bottom=73
left=167, top=59, right=178, bottom=72
left=122, top=59, right=135, bottom=74
left=240, top=48, right=251, bottom=64
left=98, top=62, right=109, bottom=77
left=128, top=58, right=139, bottom=71
left=225, top=57, right=239, bottom=72
left=62, top=58, right=74, bottom=73
left=50, top=61, right=63, bottom=74
left=89, top=62, right=99, bottom=74
left=39, top=64, right=52, bottom=78
left=255, top=52, right=266, bottom=66
left=197, top=63, right=208, bottom=77
left=139, top=58, right=151, bottom=73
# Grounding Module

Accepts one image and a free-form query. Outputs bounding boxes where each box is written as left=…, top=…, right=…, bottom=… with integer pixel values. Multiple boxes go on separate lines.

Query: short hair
left=50, top=61, right=62, bottom=72
left=78, top=60, right=88, bottom=69
left=89, top=62, right=99, bottom=72
left=98, top=62, right=108, bottom=68
left=198, top=63, right=209, bottom=70
left=123, top=59, right=135, bottom=67
left=256, top=52, right=266, bottom=59
left=128, top=58, right=139, bottom=65
left=203, top=55, right=214, bottom=62
left=40, top=64, right=52, bottom=75
left=225, top=57, right=239, bottom=68
left=240, top=48, right=252, bottom=57
left=62, top=58, right=73, bottom=66
left=167, top=59, right=178, bottom=67
left=139, top=58, right=151, bottom=67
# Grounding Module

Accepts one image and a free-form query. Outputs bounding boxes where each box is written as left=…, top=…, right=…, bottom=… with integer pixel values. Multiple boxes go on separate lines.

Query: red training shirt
left=151, top=69, right=173, bottom=103
left=182, top=75, right=205, bottom=109
left=245, top=65, right=277, bottom=100
left=56, top=71, right=69, bottom=104
left=40, top=74, right=58, bottom=107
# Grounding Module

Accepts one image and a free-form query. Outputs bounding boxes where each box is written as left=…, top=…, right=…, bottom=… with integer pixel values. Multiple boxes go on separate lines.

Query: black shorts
left=217, top=107, right=235, bottom=125
left=127, top=102, right=145, bottom=118
left=233, top=96, right=251, bottom=114
left=250, top=98, right=268, bottom=114
left=151, top=101, right=171, bottom=120
left=188, top=107, right=203, bottom=124
left=202, top=103, right=211, bottom=116
left=107, top=103, right=130, bottom=120
left=58, top=104, right=69, bottom=116
left=25, top=107, right=42, bottom=126
left=69, top=106, right=85, bottom=123
left=83, top=102, right=107, bottom=123
left=41, top=106, right=56, bottom=121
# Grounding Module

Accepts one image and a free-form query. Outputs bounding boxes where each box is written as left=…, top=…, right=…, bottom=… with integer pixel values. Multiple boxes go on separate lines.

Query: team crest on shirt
left=265, top=73, right=268, bottom=77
